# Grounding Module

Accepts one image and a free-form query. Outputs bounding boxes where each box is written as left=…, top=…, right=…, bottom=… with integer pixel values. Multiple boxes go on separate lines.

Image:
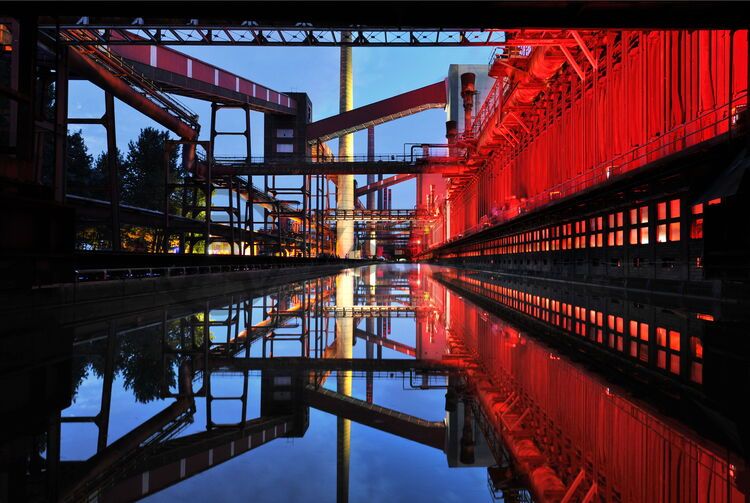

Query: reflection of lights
left=696, top=313, right=714, bottom=321
left=548, top=353, right=560, bottom=360
left=605, top=387, right=613, bottom=396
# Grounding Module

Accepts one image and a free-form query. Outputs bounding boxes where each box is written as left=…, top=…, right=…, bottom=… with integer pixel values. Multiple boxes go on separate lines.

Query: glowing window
left=657, top=224, right=667, bottom=243
left=640, top=227, right=649, bottom=244
left=669, top=222, right=680, bottom=241
left=656, top=327, right=667, bottom=346
left=691, top=362, right=703, bottom=384
left=657, top=202, right=667, bottom=220
left=670, top=199, right=681, bottom=218
left=669, top=330, right=681, bottom=351
left=691, top=337, right=703, bottom=358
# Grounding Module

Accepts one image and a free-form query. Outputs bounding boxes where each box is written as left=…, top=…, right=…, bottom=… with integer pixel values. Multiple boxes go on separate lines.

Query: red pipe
left=68, top=47, right=198, bottom=142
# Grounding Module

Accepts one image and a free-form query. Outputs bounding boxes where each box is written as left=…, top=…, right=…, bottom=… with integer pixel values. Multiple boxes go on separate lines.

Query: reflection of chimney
left=335, top=269, right=353, bottom=503
left=445, top=120, right=458, bottom=157
left=460, top=72, right=476, bottom=135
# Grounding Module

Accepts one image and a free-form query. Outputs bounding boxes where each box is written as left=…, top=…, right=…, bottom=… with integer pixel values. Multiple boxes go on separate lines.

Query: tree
left=94, top=147, right=125, bottom=184
left=66, top=130, right=104, bottom=198
left=121, top=127, right=180, bottom=211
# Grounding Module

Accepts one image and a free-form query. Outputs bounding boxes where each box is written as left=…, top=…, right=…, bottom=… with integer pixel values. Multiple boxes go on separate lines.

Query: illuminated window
left=630, top=206, right=649, bottom=245
left=669, top=330, right=680, bottom=351
left=656, top=326, right=682, bottom=375
left=608, top=212, right=624, bottom=246
left=574, top=220, right=587, bottom=249
left=691, top=362, right=703, bottom=384
left=589, top=216, right=604, bottom=248
left=657, top=199, right=681, bottom=243
left=691, top=204, right=704, bottom=239
left=691, top=337, right=704, bottom=359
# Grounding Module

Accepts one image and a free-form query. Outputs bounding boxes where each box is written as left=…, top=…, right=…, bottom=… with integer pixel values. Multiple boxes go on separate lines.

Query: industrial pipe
left=460, top=72, right=476, bottom=135
left=68, top=47, right=198, bottom=142
left=446, top=120, right=458, bottom=157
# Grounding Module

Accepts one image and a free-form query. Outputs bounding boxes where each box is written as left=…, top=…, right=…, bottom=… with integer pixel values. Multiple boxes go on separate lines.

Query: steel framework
left=421, top=29, right=749, bottom=250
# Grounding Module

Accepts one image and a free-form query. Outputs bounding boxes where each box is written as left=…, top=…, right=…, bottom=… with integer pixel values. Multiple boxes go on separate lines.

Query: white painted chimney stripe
left=149, top=46, right=157, bottom=66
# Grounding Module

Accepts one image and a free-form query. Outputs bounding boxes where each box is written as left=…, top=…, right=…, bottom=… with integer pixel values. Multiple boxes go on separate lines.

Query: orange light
left=696, top=313, right=714, bottom=322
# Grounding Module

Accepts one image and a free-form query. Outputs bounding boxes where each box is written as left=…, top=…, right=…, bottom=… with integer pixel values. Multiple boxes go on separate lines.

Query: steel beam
left=212, top=160, right=459, bottom=175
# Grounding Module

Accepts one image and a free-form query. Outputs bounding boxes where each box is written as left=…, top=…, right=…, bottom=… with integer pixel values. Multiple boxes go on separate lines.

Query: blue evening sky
left=69, top=45, right=492, bottom=207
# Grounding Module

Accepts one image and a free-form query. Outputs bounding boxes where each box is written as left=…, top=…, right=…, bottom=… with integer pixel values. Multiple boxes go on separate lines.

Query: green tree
left=66, top=130, right=104, bottom=198
left=94, top=146, right=125, bottom=193
left=121, top=127, right=180, bottom=211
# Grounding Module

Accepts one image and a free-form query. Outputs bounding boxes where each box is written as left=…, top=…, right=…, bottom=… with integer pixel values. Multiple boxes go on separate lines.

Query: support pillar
left=53, top=46, right=68, bottom=203
left=104, top=93, right=120, bottom=251
left=336, top=33, right=355, bottom=258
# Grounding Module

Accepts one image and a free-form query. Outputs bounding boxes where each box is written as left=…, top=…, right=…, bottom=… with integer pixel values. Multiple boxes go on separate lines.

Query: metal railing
left=213, top=153, right=421, bottom=165
left=467, top=76, right=515, bottom=140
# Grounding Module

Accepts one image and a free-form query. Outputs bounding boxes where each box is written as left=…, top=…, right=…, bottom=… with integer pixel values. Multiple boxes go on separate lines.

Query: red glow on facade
left=421, top=30, right=748, bottom=250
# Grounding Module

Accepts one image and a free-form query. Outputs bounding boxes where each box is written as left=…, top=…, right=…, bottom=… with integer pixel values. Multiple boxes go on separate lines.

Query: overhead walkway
left=211, top=154, right=459, bottom=176
left=109, top=34, right=296, bottom=114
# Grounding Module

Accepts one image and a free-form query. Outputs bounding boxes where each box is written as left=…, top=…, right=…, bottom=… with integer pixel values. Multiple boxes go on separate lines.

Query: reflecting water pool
left=3, top=264, right=748, bottom=502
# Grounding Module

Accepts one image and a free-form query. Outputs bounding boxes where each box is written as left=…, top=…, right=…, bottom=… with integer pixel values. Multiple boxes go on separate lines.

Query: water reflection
left=1, top=264, right=748, bottom=502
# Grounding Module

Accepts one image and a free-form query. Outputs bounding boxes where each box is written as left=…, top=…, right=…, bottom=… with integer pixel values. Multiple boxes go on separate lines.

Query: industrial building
left=1, top=3, right=749, bottom=502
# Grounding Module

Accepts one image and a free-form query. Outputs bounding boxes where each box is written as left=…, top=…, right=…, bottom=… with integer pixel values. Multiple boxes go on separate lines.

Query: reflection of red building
left=420, top=266, right=747, bottom=503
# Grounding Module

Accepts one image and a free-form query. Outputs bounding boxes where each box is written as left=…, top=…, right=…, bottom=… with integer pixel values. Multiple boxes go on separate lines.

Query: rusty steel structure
left=4, top=5, right=750, bottom=503
left=1, top=8, right=749, bottom=279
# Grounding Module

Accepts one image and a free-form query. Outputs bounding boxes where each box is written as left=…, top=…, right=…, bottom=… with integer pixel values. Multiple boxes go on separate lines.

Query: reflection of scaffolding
left=324, top=305, right=428, bottom=318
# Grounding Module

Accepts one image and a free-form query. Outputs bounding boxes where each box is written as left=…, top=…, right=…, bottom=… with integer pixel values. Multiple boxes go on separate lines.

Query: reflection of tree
left=69, top=316, right=207, bottom=405
left=116, top=319, right=199, bottom=403
left=117, top=326, right=170, bottom=403
left=69, top=350, right=106, bottom=400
